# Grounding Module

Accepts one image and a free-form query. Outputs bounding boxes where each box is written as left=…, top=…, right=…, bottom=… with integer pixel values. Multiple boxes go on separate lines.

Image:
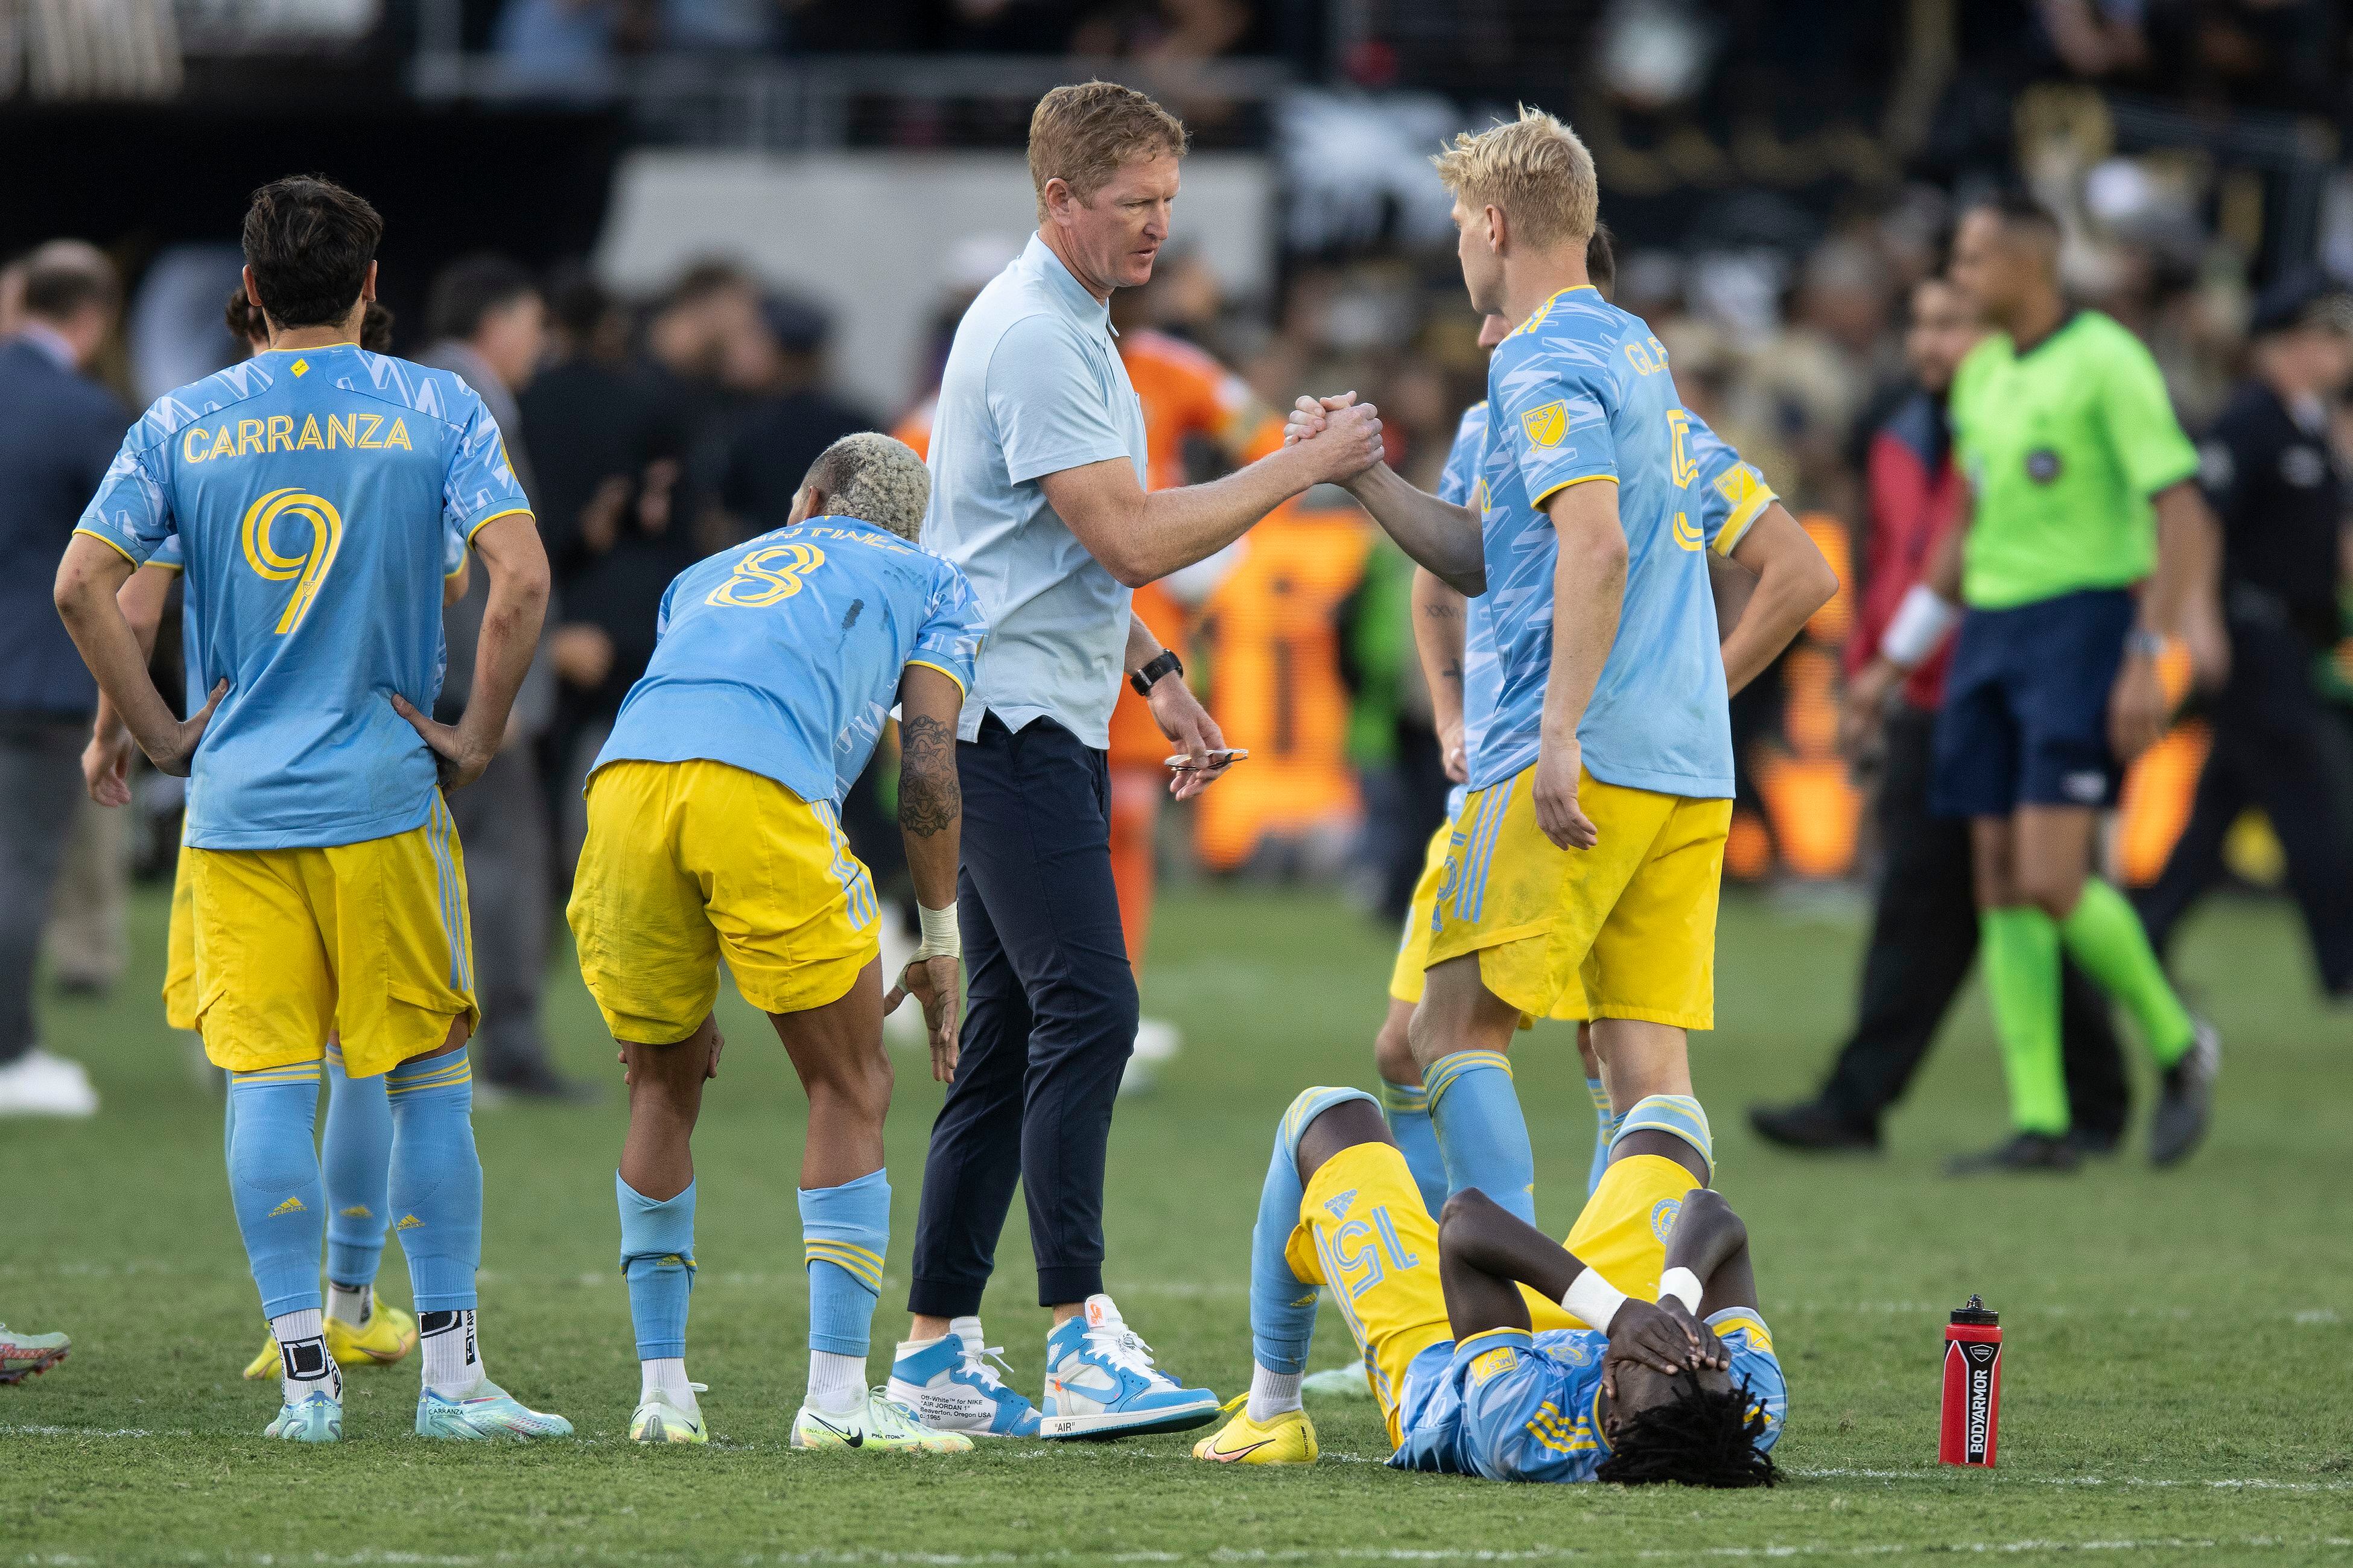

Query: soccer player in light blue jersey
left=567, top=433, right=986, bottom=1453
left=56, top=176, right=564, bottom=1445
left=1300, top=114, right=1832, bottom=1263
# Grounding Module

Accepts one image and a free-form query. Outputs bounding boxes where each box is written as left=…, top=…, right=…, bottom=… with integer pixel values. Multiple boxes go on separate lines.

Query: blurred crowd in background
left=6, top=0, right=2353, bottom=1104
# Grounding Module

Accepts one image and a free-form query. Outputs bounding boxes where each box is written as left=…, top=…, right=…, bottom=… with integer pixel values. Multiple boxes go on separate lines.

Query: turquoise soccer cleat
left=264, top=1388, right=343, bottom=1443
left=414, top=1380, right=574, bottom=1441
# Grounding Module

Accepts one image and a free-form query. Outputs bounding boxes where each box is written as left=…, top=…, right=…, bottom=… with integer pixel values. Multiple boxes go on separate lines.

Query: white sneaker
left=0, top=1049, right=98, bottom=1117
left=1132, top=1018, right=1183, bottom=1064
left=1039, top=1295, right=1219, bottom=1439
left=886, top=1325, right=1042, bottom=1437
left=792, top=1388, right=973, bottom=1452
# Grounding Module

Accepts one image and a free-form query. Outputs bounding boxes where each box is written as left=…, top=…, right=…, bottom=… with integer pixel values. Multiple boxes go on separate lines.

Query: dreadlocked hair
left=1594, top=1370, right=1780, bottom=1489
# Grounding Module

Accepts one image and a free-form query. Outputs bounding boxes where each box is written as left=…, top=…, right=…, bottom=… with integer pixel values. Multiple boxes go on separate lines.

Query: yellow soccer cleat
left=327, top=1301, right=418, bottom=1367
left=243, top=1333, right=281, bottom=1381
left=1192, top=1395, right=1319, bottom=1465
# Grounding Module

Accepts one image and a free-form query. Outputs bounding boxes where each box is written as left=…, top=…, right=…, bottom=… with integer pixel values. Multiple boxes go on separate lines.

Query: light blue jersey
left=1388, top=1311, right=1787, bottom=1482
left=1435, top=401, right=1493, bottom=825
left=76, top=345, right=526, bottom=851
left=1472, top=287, right=1762, bottom=799
left=592, top=519, right=988, bottom=807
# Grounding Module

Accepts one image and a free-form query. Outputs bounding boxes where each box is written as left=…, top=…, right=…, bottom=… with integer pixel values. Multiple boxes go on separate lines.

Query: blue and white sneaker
left=264, top=1387, right=343, bottom=1443
left=887, top=1321, right=1043, bottom=1438
left=1038, top=1294, right=1219, bottom=1439
left=414, top=1379, right=574, bottom=1441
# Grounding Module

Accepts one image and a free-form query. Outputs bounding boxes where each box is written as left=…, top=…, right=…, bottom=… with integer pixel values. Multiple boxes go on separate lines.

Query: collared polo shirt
left=922, top=233, right=1149, bottom=749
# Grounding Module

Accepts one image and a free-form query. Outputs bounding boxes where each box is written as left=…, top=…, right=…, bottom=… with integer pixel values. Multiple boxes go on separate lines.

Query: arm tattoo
left=1441, top=660, right=1464, bottom=688
left=1423, top=603, right=1460, bottom=620
left=897, top=713, right=960, bottom=838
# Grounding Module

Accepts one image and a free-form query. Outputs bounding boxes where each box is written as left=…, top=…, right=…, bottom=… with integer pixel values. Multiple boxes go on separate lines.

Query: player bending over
left=79, top=290, right=439, bottom=1384
left=56, top=175, right=563, bottom=1444
left=1194, top=1085, right=1785, bottom=1485
left=568, top=433, right=985, bottom=1452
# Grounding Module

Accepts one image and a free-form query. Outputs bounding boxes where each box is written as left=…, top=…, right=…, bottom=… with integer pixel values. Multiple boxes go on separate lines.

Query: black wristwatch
left=1130, top=649, right=1184, bottom=697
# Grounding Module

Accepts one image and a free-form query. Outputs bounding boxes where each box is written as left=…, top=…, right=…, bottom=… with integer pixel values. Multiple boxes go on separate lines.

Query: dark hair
left=224, top=282, right=261, bottom=346
left=1594, top=1373, right=1780, bottom=1490
left=427, top=253, right=538, bottom=344
left=1586, top=220, right=1616, bottom=297
left=1973, top=189, right=2060, bottom=241
left=22, top=246, right=120, bottom=323
left=241, top=176, right=381, bottom=329
left=547, top=264, right=617, bottom=341
left=361, top=300, right=395, bottom=354
left=661, top=260, right=755, bottom=316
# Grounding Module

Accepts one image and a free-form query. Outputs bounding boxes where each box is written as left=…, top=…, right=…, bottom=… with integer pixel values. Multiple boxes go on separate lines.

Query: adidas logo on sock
left=268, top=1196, right=308, bottom=1217
left=396, top=1214, right=422, bottom=1230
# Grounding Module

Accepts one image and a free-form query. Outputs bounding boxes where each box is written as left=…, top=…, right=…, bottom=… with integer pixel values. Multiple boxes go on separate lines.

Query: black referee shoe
left=1944, top=1131, right=2080, bottom=1176
left=2149, top=1018, right=2220, bottom=1169
left=1748, top=1099, right=1879, bottom=1153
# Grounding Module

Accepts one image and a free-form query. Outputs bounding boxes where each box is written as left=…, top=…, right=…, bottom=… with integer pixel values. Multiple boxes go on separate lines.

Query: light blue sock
left=225, top=1062, right=327, bottom=1319
left=617, top=1174, right=697, bottom=1361
left=385, top=1049, right=481, bottom=1314
left=1612, top=1093, right=1713, bottom=1183
left=322, top=1043, right=393, bottom=1287
left=801, top=1169, right=889, bottom=1359
left=1377, top=1077, right=1449, bottom=1219
left=1585, top=1077, right=1614, bottom=1198
left=1424, top=1050, right=1537, bottom=1225
left=1250, top=1113, right=1319, bottom=1376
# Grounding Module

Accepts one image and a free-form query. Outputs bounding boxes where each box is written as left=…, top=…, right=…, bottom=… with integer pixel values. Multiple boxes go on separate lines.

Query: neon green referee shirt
left=1948, top=309, right=2200, bottom=610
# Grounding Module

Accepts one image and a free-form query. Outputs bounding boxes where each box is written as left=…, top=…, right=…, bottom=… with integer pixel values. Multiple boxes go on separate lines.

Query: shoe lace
left=1088, top=1324, right=1176, bottom=1388
left=959, top=1342, right=1021, bottom=1392
left=869, top=1386, right=930, bottom=1437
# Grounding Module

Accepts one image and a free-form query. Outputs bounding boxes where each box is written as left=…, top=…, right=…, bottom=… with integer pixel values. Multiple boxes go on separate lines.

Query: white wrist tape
left=1881, top=583, right=1961, bottom=670
left=1657, top=1266, right=1704, bottom=1315
left=909, top=903, right=961, bottom=965
left=1563, top=1268, right=1628, bottom=1333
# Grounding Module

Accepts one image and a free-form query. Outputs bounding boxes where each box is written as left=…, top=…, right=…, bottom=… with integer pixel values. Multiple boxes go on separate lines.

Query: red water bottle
left=1939, top=1295, right=2002, bottom=1466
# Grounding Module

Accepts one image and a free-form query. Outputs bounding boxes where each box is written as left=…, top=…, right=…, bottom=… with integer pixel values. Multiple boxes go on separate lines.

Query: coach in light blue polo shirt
left=894, top=81, right=1382, bottom=1442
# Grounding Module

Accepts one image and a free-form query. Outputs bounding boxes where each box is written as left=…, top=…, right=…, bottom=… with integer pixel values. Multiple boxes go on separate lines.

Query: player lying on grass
left=568, top=433, right=985, bottom=1452
left=1193, top=1085, right=1784, bottom=1485
left=78, top=288, right=440, bottom=1386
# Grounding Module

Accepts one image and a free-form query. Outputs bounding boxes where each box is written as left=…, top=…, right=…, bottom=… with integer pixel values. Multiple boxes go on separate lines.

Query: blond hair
left=1431, top=105, right=1599, bottom=253
left=806, top=433, right=932, bottom=542
left=1027, top=81, right=1189, bottom=221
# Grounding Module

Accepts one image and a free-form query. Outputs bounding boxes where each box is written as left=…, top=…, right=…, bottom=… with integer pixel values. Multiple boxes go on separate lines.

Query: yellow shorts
left=1288, top=1143, right=1455, bottom=1447
left=189, top=799, right=478, bottom=1079
left=164, top=840, right=197, bottom=1032
left=1556, top=1153, right=1703, bottom=1314
left=1427, top=766, right=1730, bottom=1029
left=568, top=758, right=881, bottom=1042
left=1391, top=816, right=1587, bottom=1021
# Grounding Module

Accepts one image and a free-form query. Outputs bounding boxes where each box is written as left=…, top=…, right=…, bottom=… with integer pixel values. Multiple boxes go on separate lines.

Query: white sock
left=270, top=1309, right=341, bottom=1406
left=1247, top=1363, right=1303, bottom=1423
left=419, top=1308, right=484, bottom=1396
left=949, top=1315, right=985, bottom=1357
left=808, top=1350, right=865, bottom=1413
left=326, top=1281, right=371, bottom=1326
left=640, top=1357, right=696, bottom=1408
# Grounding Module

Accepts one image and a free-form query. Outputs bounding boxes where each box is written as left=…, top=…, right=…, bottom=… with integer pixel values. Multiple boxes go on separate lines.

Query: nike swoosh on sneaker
left=807, top=1413, right=863, bottom=1448
left=1205, top=1438, right=1274, bottom=1462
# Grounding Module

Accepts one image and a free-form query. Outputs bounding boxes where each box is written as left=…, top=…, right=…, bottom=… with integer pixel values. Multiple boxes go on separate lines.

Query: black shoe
left=478, top=1058, right=599, bottom=1103
left=2149, top=1018, right=2220, bottom=1169
left=2067, top=1125, right=2123, bottom=1158
left=1748, top=1099, right=1879, bottom=1152
left=1945, top=1131, right=2080, bottom=1176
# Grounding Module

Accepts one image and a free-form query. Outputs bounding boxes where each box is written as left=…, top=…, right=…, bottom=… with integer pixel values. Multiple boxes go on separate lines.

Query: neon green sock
left=2058, top=878, right=2196, bottom=1067
left=1978, top=906, right=2069, bottom=1134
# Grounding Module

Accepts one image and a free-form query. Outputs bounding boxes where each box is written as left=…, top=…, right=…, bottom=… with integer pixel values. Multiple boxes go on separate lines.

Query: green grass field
left=5, top=881, right=2351, bottom=1565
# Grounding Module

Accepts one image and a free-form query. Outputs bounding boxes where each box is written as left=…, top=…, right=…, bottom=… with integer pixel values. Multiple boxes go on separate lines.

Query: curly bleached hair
left=805, top=433, right=931, bottom=542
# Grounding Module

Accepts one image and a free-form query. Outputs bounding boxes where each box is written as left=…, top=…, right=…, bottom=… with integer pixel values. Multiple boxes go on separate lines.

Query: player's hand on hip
left=887, top=956, right=962, bottom=1083
left=1148, top=676, right=1233, bottom=801
left=1439, top=717, right=1468, bottom=785
left=82, top=725, right=136, bottom=808
left=390, top=693, right=492, bottom=790
left=2107, top=652, right=2169, bottom=763
left=1534, top=740, right=1598, bottom=851
left=142, top=679, right=227, bottom=779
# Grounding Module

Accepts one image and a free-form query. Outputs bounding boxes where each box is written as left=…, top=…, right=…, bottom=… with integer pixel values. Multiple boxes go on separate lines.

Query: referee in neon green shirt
left=1858, top=194, right=2224, bottom=1173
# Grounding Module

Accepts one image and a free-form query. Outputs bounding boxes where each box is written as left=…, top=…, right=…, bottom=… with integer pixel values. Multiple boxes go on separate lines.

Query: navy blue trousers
left=909, top=714, right=1139, bottom=1315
